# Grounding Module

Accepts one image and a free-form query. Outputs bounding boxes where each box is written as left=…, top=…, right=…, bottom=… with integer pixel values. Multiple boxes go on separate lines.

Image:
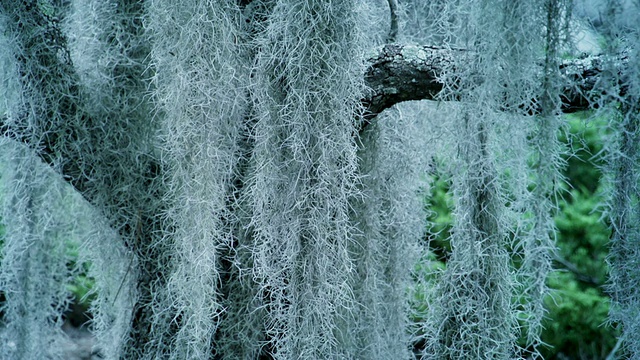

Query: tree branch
left=0, top=43, right=627, bottom=196
left=362, top=45, right=458, bottom=121
left=386, top=0, right=399, bottom=43
left=553, top=254, right=603, bottom=286
left=362, top=44, right=621, bottom=123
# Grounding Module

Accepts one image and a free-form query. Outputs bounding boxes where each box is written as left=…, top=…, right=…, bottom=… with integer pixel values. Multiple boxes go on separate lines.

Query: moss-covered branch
left=1, top=40, right=627, bottom=176
left=362, top=44, right=623, bottom=121
left=2, top=38, right=621, bottom=124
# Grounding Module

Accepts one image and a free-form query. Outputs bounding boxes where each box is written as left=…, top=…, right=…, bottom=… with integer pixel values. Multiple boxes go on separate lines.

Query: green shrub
left=534, top=114, right=617, bottom=358
left=541, top=188, right=617, bottom=359
left=416, top=113, right=620, bottom=358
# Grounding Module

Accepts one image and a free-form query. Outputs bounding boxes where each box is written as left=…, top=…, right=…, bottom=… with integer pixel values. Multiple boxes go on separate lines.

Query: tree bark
left=2, top=41, right=623, bottom=173
left=362, top=44, right=619, bottom=122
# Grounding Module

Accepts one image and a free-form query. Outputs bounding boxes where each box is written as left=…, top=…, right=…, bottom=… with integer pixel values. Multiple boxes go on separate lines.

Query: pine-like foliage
left=601, top=0, right=640, bottom=356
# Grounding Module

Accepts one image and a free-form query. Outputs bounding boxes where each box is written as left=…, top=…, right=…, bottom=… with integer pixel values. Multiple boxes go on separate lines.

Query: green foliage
left=0, top=211, right=93, bottom=324
left=424, top=172, right=453, bottom=261
left=541, top=189, right=617, bottom=358
left=66, top=275, right=96, bottom=308
left=534, top=113, right=617, bottom=358
left=542, top=274, right=616, bottom=359
left=418, top=113, right=619, bottom=359
left=559, top=113, right=606, bottom=194
left=64, top=242, right=96, bottom=309
left=555, top=190, right=609, bottom=285
left=411, top=252, right=445, bottom=324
